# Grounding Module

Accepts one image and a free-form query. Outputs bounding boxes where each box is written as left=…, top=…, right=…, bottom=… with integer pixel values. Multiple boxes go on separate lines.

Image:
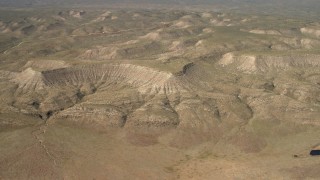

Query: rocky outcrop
left=219, top=52, right=320, bottom=73
left=41, top=64, right=187, bottom=94
left=55, top=104, right=127, bottom=128
left=301, top=27, right=320, bottom=38
left=6, top=63, right=196, bottom=121
left=13, top=68, right=46, bottom=92
left=68, top=10, right=86, bottom=18
left=22, top=60, right=69, bottom=71
left=249, top=29, right=281, bottom=35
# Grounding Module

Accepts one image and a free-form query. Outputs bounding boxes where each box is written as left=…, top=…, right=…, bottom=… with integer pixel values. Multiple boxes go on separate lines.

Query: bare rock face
left=13, top=68, right=46, bottom=92
left=249, top=29, right=281, bottom=35
left=22, top=60, right=69, bottom=71
left=126, top=97, right=179, bottom=128
left=80, top=47, right=120, bottom=60
left=3, top=63, right=191, bottom=125
left=79, top=83, right=96, bottom=95
left=69, top=10, right=86, bottom=18
left=54, top=104, right=127, bottom=128
left=300, top=27, right=320, bottom=38
left=219, top=53, right=320, bottom=73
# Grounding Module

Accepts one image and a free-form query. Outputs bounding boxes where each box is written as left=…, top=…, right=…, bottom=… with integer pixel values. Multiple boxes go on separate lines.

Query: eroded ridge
left=12, top=64, right=194, bottom=95
left=219, top=52, right=320, bottom=73
left=3, top=63, right=204, bottom=129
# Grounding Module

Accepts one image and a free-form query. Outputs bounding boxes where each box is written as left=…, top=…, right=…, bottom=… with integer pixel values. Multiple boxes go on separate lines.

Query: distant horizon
left=0, top=0, right=319, bottom=19
left=0, top=0, right=320, bottom=17
left=0, top=0, right=319, bottom=9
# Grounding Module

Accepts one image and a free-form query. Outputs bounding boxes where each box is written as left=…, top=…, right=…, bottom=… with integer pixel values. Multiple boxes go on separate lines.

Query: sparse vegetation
left=0, top=3, right=320, bottom=180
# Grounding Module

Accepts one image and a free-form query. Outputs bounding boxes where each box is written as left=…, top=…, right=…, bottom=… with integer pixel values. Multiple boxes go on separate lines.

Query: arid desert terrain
left=0, top=3, right=320, bottom=179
